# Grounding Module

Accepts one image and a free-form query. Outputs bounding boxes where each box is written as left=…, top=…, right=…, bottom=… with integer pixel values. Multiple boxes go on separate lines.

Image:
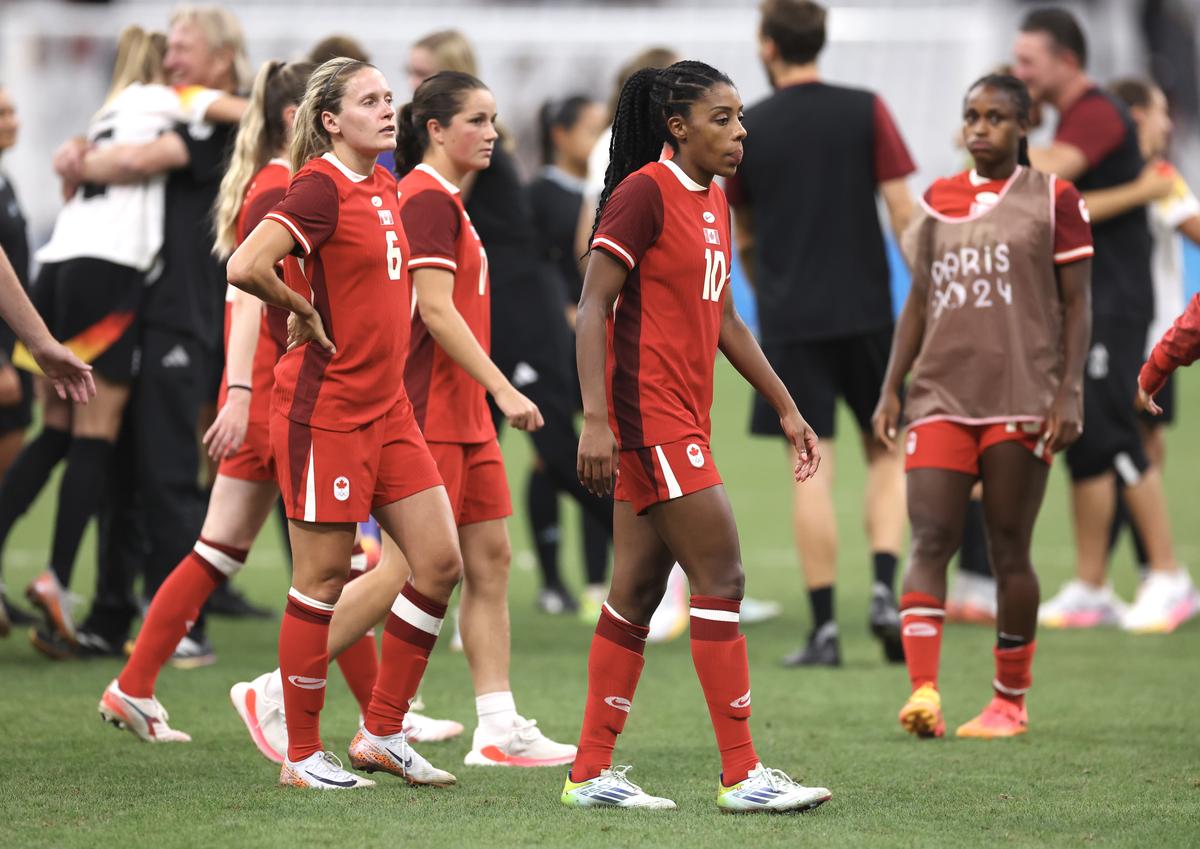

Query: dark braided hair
left=965, top=73, right=1033, bottom=167
left=589, top=60, right=733, bottom=247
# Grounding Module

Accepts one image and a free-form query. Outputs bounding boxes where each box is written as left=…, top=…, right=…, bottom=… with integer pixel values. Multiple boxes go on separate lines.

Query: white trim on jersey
left=321, top=151, right=370, bottom=183
left=654, top=445, right=683, bottom=499
left=303, top=444, right=317, bottom=522
left=265, top=211, right=311, bottom=256
left=391, top=591, right=445, bottom=635
left=414, top=163, right=461, bottom=195
left=592, top=236, right=635, bottom=269
left=288, top=586, right=337, bottom=612
left=1053, top=245, right=1094, bottom=264
left=193, top=540, right=244, bottom=577
left=409, top=255, right=458, bottom=271
left=690, top=607, right=739, bottom=623
left=660, top=157, right=706, bottom=193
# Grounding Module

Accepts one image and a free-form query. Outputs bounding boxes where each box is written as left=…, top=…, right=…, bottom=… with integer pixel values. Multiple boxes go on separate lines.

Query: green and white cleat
left=716, top=763, right=831, bottom=813
left=561, top=765, right=676, bottom=809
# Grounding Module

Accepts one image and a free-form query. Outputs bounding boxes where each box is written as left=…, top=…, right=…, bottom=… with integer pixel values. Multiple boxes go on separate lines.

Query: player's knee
left=689, top=562, right=744, bottom=601
left=909, top=520, right=960, bottom=567
left=426, top=546, right=464, bottom=595
left=987, top=529, right=1032, bottom=578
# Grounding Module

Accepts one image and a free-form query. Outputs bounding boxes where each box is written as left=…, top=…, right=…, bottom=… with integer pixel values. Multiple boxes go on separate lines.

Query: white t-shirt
left=36, top=83, right=221, bottom=272
left=1146, top=171, right=1200, bottom=356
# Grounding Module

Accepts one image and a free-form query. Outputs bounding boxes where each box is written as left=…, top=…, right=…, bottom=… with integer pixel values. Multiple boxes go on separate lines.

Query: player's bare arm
left=872, top=252, right=930, bottom=450
left=879, top=176, right=916, bottom=242
left=575, top=249, right=624, bottom=497
left=1081, top=161, right=1174, bottom=223
left=1178, top=213, right=1200, bottom=245
left=203, top=286, right=262, bottom=461
left=411, top=267, right=542, bottom=432
left=1043, top=258, right=1091, bottom=452
left=78, top=133, right=190, bottom=186
left=717, top=292, right=818, bottom=481
left=1028, top=141, right=1088, bottom=182
left=731, top=204, right=755, bottom=289
left=227, top=218, right=331, bottom=353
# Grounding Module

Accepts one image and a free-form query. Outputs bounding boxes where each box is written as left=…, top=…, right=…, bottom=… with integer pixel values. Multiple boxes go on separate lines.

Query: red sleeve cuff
left=1139, top=354, right=1171, bottom=396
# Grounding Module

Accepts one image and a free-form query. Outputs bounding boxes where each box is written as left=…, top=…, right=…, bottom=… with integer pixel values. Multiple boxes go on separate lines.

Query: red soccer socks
left=689, top=595, right=758, bottom=785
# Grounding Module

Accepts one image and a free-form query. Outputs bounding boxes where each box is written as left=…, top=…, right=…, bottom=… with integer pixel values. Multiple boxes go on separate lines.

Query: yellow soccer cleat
left=899, top=683, right=945, bottom=739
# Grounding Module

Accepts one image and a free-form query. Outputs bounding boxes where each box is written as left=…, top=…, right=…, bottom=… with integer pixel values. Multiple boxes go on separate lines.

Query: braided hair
left=590, top=60, right=733, bottom=247
left=965, top=73, right=1033, bottom=167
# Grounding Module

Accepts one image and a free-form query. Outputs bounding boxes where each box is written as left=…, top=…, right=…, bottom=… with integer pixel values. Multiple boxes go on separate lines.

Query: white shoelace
left=603, top=765, right=644, bottom=793
left=753, top=766, right=799, bottom=792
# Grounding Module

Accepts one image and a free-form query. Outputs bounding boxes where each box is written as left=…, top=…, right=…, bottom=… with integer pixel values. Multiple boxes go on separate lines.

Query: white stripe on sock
left=391, top=591, right=443, bottom=635
left=992, top=678, right=1029, bottom=697
left=689, top=607, right=739, bottom=622
left=288, top=586, right=336, bottom=612
left=901, top=607, right=945, bottom=618
left=194, top=540, right=244, bottom=577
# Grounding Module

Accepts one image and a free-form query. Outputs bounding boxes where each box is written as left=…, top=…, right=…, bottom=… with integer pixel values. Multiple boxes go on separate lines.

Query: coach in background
left=50, top=5, right=249, bottom=659
left=728, top=0, right=914, bottom=667
left=1014, top=7, right=1197, bottom=633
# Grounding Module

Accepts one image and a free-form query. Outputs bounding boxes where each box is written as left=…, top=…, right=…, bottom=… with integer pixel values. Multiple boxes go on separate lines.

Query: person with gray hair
left=41, top=5, right=249, bottom=662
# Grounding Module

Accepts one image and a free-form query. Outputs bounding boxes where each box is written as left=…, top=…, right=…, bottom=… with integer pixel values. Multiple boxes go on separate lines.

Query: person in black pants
left=527, top=95, right=611, bottom=614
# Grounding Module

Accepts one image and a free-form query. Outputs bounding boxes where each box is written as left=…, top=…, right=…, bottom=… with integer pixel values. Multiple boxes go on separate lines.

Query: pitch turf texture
left=2, top=361, right=1198, bottom=849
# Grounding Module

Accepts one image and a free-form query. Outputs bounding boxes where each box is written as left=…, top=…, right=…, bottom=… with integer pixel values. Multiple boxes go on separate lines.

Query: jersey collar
left=322, top=151, right=370, bottom=183
left=660, top=157, right=708, bottom=193
left=414, top=163, right=461, bottom=195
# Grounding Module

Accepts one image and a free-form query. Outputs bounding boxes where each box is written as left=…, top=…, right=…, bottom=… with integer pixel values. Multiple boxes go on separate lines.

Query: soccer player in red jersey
left=226, top=58, right=464, bottom=790
left=560, top=61, right=830, bottom=813
left=873, top=75, right=1092, bottom=739
left=1139, top=293, right=1200, bottom=412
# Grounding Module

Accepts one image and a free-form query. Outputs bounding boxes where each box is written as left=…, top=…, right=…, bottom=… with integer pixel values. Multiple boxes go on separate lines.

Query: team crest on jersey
left=703, top=227, right=720, bottom=245
left=686, top=443, right=705, bottom=468
left=378, top=209, right=394, bottom=226
left=702, top=211, right=716, bottom=223
left=333, top=476, right=350, bottom=502
left=371, top=196, right=383, bottom=208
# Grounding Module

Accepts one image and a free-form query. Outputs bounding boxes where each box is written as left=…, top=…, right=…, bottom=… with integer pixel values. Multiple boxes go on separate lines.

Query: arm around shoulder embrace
left=411, top=267, right=542, bottom=432
left=717, top=294, right=820, bottom=482
left=79, top=132, right=191, bottom=185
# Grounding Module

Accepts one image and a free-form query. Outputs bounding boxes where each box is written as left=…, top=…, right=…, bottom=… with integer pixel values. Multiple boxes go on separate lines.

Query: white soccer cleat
left=945, top=571, right=998, bottom=624
left=98, top=679, right=191, bottom=743
left=1038, top=579, right=1127, bottom=629
left=740, top=596, right=783, bottom=626
left=464, top=717, right=576, bottom=767
left=647, top=564, right=689, bottom=643
left=716, top=763, right=831, bottom=813
left=1121, top=568, right=1200, bottom=634
left=230, top=672, right=287, bottom=763
left=403, top=710, right=465, bottom=743
left=561, top=765, right=676, bottom=809
left=347, top=727, right=457, bottom=786
left=279, top=751, right=375, bottom=789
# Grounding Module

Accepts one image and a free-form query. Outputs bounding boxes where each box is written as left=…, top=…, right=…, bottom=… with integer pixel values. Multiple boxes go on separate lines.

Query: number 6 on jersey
left=385, top=230, right=403, bottom=280
left=702, top=248, right=727, bottom=302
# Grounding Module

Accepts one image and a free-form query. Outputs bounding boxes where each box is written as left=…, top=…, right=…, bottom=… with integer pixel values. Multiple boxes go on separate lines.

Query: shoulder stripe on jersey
left=409, top=256, right=458, bottom=271
left=592, top=236, right=635, bottom=269
left=265, top=211, right=311, bottom=255
left=1053, top=245, right=1094, bottom=263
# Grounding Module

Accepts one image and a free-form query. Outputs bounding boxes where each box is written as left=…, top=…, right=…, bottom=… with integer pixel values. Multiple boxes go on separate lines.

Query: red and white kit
left=591, top=159, right=730, bottom=513
left=265, top=153, right=441, bottom=522
left=398, top=163, right=510, bottom=526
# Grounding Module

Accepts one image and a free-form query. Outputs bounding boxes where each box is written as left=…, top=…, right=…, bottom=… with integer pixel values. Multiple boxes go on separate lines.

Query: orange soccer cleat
left=898, top=683, right=945, bottom=738
left=955, top=697, right=1028, bottom=739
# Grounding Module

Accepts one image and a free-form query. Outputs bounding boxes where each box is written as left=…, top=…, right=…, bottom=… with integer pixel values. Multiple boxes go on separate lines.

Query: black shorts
left=0, top=366, right=33, bottom=434
left=1064, top=316, right=1150, bottom=482
left=751, top=327, right=893, bottom=439
left=32, top=257, right=144, bottom=382
left=1139, top=372, right=1175, bottom=426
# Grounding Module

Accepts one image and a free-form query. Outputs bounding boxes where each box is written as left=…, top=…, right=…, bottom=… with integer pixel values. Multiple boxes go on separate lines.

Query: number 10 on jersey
left=702, top=248, right=727, bottom=302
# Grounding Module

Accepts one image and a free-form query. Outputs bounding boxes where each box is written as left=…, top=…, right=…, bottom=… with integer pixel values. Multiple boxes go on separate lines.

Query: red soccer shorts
left=427, top=439, right=512, bottom=527
left=272, top=395, right=443, bottom=523
left=615, top=438, right=723, bottom=514
left=904, top=419, right=1051, bottom=476
left=218, top=416, right=275, bottom=482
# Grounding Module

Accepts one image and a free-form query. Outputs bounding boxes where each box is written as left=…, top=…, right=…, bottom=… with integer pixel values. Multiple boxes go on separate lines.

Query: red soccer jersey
left=397, top=163, right=495, bottom=444
left=1141, top=292, right=1200, bottom=394
left=923, top=168, right=1094, bottom=264
left=219, top=159, right=290, bottom=427
left=591, top=159, right=732, bottom=449
left=265, top=152, right=410, bottom=432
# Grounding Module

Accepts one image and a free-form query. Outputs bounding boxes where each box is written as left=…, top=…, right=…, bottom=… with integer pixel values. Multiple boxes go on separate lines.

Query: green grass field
left=1, top=360, right=1198, bottom=849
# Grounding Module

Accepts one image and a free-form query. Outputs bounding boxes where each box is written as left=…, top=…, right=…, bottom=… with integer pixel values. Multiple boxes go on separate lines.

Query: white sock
left=475, top=690, right=518, bottom=737
left=265, top=668, right=284, bottom=703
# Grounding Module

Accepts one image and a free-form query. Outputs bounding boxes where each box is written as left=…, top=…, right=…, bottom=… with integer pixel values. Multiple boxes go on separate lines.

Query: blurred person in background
left=40, top=5, right=250, bottom=662
left=1013, top=7, right=1197, bottom=634
left=308, top=34, right=370, bottom=66
left=1091, top=77, right=1200, bottom=631
left=0, top=84, right=38, bottom=632
left=527, top=94, right=609, bottom=615
left=5, top=22, right=243, bottom=659
left=728, top=0, right=915, bottom=667
left=406, top=30, right=618, bottom=626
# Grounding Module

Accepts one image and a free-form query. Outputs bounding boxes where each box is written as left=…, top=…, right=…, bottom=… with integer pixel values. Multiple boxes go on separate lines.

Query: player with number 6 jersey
left=565, top=60, right=829, bottom=814
left=873, top=75, right=1092, bottom=741
left=227, top=58, right=465, bottom=791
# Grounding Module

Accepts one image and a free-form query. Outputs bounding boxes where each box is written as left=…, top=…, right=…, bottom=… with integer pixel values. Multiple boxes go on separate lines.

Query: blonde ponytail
left=103, top=26, right=167, bottom=108
left=212, top=59, right=314, bottom=257
left=289, top=57, right=371, bottom=172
